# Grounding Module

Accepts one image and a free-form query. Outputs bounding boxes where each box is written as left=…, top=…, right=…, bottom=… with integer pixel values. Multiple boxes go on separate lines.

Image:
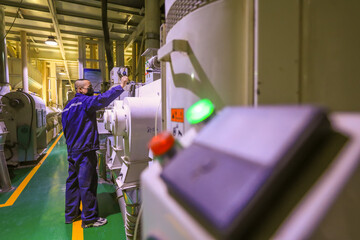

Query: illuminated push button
left=148, top=131, right=175, bottom=156
left=186, top=99, right=215, bottom=124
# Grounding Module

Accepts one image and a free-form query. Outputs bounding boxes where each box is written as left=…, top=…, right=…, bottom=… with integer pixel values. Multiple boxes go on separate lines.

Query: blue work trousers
left=65, top=150, right=99, bottom=224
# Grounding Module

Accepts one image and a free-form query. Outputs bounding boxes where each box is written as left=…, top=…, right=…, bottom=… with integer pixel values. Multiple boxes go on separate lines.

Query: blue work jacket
left=62, top=85, right=124, bottom=155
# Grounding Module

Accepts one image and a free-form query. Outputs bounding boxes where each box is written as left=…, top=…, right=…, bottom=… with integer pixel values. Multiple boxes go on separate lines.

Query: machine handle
left=157, top=39, right=189, bottom=62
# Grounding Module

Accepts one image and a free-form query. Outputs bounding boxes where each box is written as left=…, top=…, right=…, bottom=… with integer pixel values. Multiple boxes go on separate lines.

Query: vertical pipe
left=254, top=0, right=259, bottom=107
left=98, top=39, right=107, bottom=87
left=101, top=0, right=114, bottom=80
left=90, top=43, right=97, bottom=69
left=58, top=79, right=63, bottom=108
left=0, top=7, right=10, bottom=95
left=78, top=36, right=85, bottom=79
left=145, top=0, right=160, bottom=50
left=49, top=62, right=57, bottom=106
left=20, top=31, right=28, bottom=93
left=116, top=41, right=125, bottom=67
left=137, top=43, right=144, bottom=83
left=41, top=61, right=47, bottom=103
left=16, top=41, right=19, bottom=58
left=132, top=43, right=136, bottom=82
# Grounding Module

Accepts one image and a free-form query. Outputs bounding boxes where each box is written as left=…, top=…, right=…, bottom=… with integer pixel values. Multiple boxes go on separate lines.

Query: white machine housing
left=102, top=78, right=161, bottom=239
left=110, top=67, right=129, bottom=85
left=104, top=79, right=161, bottom=189
left=159, top=0, right=253, bottom=137
left=2, top=91, right=47, bottom=163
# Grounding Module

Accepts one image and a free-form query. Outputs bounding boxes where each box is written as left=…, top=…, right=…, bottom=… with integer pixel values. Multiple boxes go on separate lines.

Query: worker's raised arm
left=86, top=76, right=129, bottom=112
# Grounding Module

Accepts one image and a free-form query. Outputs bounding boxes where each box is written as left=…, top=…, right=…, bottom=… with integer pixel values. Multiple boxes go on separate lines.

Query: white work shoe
left=82, top=217, right=108, bottom=228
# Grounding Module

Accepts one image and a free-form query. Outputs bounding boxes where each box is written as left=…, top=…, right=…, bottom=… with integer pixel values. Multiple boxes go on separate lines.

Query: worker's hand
left=120, top=76, right=129, bottom=88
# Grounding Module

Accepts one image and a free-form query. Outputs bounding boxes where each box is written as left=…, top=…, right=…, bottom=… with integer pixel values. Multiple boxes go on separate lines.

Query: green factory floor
left=0, top=134, right=126, bottom=240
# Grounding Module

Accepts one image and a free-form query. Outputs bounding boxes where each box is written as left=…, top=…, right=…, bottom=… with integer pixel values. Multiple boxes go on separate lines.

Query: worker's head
left=75, top=79, right=94, bottom=96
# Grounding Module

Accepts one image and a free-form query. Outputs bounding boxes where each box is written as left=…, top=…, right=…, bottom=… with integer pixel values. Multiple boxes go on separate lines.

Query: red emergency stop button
left=148, top=131, right=175, bottom=156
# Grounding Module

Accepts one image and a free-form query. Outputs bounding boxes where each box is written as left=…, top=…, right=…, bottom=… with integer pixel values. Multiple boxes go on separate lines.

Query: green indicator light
left=186, top=99, right=215, bottom=124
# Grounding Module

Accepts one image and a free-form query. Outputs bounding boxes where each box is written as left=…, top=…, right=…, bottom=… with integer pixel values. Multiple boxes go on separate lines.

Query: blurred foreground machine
left=140, top=0, right=360, bottom=239
left=1, top=91, right=47, bottom=164
left=142, top=106, right=360, bottom=240
left=101, top=67, right=161, bottom=239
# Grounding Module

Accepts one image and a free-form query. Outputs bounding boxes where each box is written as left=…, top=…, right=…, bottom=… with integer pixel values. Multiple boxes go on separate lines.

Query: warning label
left=171, top=122, right=184, bottom=138
left=171, top=108, right=184, bottom=123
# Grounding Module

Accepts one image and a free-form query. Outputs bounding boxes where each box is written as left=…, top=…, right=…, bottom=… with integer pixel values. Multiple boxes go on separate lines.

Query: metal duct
left=116, top=186, right=142, bottom=240
left=145, top=0, right=160, bottom=50
left=116, top=187, right=127, bottom=235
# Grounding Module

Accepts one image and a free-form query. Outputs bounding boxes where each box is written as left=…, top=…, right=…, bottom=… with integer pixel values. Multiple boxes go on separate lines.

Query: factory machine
left=1, top=91, right=47, bottom=165
left=46, top=106, right=62, bottom=144
left=139, top=0, right=360, bottom=239
left=0, top=100, right=12, bottom=193
left=145, top=56, right=161, bottom=85
left=100, top=65, right=161, bottom=239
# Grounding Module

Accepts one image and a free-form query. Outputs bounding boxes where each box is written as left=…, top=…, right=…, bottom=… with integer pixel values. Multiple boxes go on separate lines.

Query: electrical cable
left=101, top=0, right=114, bottom=87
left=1, top=0, right=25, bottom=42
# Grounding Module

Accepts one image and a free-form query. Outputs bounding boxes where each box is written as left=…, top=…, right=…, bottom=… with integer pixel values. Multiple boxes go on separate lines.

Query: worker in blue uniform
left=62, top=77, right=128, bottom=228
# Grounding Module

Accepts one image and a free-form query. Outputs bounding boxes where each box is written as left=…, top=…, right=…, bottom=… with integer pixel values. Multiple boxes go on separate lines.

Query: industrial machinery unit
left=145, top=56, right=161, bottom=84
left=110, top=66, right=142, bottom=100
left=45, top=106, right=62, bottom=144
left=101, top=69, right=161, bottom=239
left=0, top=103, right=12, bottom=193
left=1, top=91, right=47, bottom=164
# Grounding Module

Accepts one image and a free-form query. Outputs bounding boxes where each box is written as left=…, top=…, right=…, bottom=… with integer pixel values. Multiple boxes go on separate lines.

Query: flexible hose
left=101, top=0, right=114, bottom=90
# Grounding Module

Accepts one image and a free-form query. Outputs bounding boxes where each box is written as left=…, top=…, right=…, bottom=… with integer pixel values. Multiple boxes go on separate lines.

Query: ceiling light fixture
left=59, top=69, right=66, bottom=75
left=45, top=36, right=58, bottom=46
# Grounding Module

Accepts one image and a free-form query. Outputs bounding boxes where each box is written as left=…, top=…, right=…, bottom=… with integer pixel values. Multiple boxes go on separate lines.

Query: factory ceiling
left=1, top=0, right=163, bottom=81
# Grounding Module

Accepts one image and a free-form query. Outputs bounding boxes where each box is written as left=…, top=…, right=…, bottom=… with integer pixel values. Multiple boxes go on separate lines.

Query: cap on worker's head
left=148, top=131, right=175, bottom=156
